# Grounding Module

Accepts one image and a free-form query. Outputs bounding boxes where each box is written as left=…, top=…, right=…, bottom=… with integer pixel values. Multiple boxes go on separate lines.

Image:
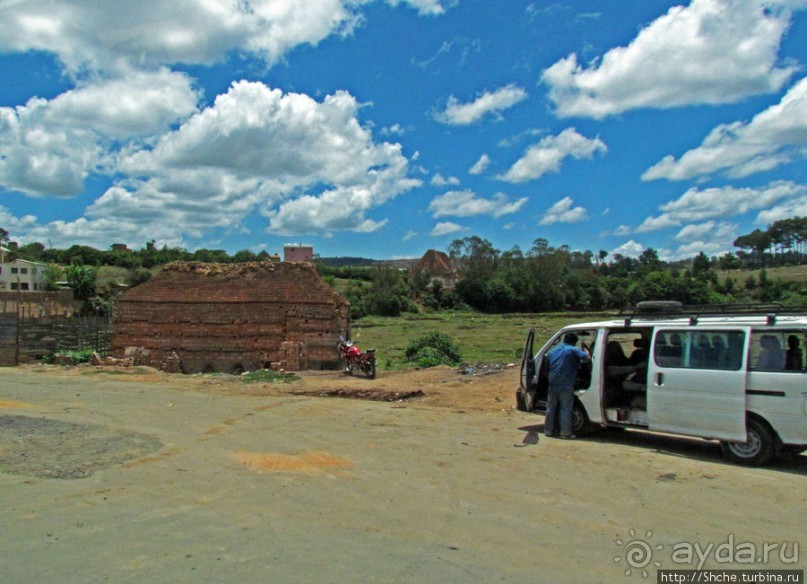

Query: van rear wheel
left=720, top=418, right=775, bottom=466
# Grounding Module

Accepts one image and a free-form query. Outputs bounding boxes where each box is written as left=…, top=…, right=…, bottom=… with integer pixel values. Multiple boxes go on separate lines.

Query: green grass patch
left=351, top=311, right=614, bottom=370
left=239, top=370, right=299, bottom=384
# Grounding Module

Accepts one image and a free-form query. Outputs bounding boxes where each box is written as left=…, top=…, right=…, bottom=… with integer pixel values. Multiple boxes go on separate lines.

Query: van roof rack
left=619, top=301, right=807, bottom=326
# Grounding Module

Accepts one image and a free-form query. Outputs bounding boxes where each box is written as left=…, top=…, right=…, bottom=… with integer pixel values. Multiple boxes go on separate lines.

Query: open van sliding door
left=647, top=327, right=748, bottom=441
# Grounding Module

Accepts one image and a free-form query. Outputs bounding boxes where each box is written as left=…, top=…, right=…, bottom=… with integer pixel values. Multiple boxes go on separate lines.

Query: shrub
left=404, top=332, right=462, bottom=367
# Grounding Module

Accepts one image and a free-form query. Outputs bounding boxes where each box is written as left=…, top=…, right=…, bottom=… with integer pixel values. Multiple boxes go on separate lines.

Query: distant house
left=284, top=243, right=314, bottom=262
left=414, top=249, right=457, bottom=289
left=0, top=255, right=48, bottom=292
left=112, top=261, right=349, bottom=373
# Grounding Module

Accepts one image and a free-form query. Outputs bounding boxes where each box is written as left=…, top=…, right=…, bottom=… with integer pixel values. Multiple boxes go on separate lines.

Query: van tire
left=719, top=417, right=776, bottom=466
left=572, top=400, right=591, bottom=437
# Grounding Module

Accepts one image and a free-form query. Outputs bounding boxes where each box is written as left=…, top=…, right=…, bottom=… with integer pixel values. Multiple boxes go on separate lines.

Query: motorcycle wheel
left=342, top=358, right=353, bottom=376
left=364, top=359, right=376, bottom=379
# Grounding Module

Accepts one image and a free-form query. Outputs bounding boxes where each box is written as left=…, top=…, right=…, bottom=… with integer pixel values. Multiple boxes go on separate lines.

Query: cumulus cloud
left=0, top=0, right=366, bottom=74
left=0, top=0, right=450, bottom=75
left=387, top=0, right=453, bottom=15
left=113, top=81, right=419, bottom=237
left=611, top=240, right=645, bottom=258
left=539, top=197, right=589, bottom=225
left=0, top=0, right=450, bottom=248
left=643, top=76, right=807, bottom=181
left=429, top=190, right=527, bottom=218
left=0, top=69, right=199, bottom=197
left=669, top=221, right=739, bottom=258
left=435, top=84, right=528, bottom=125
left=635, top=181, right=807, bottom=232
left=431, top=221, right=465, bottom=236
left=2, top=81, right=419, bottom=245
left=542, top=0, right=797, bottom=118
left=469, top=154, right=490, bottom=175
left=499, top=128, right=606, bottom=183
left=431, top=173, right=461, bottom=186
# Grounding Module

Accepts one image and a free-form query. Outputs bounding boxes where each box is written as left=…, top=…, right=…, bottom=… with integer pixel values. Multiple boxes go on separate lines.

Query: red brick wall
left=112, top=262, right=349, bottom=373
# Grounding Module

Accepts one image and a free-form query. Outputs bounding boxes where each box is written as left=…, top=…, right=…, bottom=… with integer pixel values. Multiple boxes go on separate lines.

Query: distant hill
left=318, top=256, right=417, bottom=269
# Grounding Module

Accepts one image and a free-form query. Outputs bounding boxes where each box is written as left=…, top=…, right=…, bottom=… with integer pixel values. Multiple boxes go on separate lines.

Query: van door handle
left=656, top=373, right=664, bottom=386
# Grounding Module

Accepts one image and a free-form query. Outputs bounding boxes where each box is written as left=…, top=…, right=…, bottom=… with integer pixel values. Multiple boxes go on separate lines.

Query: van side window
left=749, top=330, right=805, bottom=372
left=654, top=330, right=744, bottom=371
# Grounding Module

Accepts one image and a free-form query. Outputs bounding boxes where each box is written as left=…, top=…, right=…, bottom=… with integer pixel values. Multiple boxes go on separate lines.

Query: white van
left=517, top=302, right=807, bottom=466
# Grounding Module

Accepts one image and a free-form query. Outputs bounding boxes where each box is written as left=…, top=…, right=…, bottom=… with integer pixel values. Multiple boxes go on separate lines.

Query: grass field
left=350, top=312, right=614, bottom=370
left=717, top=264, right=807, bottom=285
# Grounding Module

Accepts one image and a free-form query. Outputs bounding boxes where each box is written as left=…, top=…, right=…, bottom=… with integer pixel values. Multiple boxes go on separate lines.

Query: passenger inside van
left=756, top=334, right=786, bottom=371
left=605, top=340, right=647, bottom=407
left=785, top=335, right=804, bottom=371
left=655, top=332, right=682, bottom=367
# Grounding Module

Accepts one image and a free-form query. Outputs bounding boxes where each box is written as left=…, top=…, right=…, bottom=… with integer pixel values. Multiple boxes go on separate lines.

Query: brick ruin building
left=112, top=261, right=350, bottom=373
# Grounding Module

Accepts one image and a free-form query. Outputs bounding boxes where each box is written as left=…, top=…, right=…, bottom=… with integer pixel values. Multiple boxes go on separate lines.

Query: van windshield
left=654, top=330, right=745, bottom=371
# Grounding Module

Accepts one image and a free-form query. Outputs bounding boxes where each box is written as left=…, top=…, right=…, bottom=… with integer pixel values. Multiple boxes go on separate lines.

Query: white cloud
left=0, top=0, right=451, bottom=249
left=636, top=181, right=806, bottom=232
left=266, top=186, right=392, bottom=236
left=429, top=190, right=527, bottom=218
left=611, top=240, right=645, bottom=258
left=386, top=0, right=454, bottom=15
left=755, top=196, right=807, bottom=224
left=542, top=0, right=797, bottom=119
left=0, top=0, right=368, bottom=74
left=539, top=197, right=589, bottom=225
left=380, top=123, right=406, bottom=136
left=435, top=84, right=528, bottom=125
left=668, top=220, right=740, bottom=258
left=674, top=221, right=737, bottom=243
left=0, top=69, right=199, bottom=197
left=499, top=128, right=606, bottom=183
left=3, top=81, right=420, bottom=245
left=469, top=154, right=490, bottom=175
left=643, top=76, right=807, bottom=181
left=402, top=230, right=418, bottom=241
left=431, top=173, right=461, bottom=186
left=613, top=224, right=632, bottom=236
left=431, top=221, right=465, bottom=236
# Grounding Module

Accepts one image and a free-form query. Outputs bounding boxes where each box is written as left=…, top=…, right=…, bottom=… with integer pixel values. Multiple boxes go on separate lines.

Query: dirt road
left=0, top=365, right=804, bottom=583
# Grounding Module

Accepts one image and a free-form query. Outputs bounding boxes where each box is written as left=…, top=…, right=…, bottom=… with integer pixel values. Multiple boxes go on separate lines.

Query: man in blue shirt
left=545, top=332, right=590, bottom=439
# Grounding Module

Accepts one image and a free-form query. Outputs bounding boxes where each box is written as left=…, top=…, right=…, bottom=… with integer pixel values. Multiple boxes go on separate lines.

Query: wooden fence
left=0, top=313, right=112, bottom=366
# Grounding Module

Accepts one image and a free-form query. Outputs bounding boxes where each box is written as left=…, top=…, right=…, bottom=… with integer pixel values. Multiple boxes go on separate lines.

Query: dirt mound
left=293, top=388, right=425, bottom=402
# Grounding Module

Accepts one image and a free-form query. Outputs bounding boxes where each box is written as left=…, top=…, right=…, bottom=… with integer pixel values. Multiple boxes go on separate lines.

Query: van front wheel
left=720, top=418, right=776, bottom=466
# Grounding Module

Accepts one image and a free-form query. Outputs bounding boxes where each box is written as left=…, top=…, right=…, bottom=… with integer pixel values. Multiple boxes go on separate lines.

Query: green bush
left=59, top=350, right=96, bottom=365
left=404, top=332, right=462, bottom=367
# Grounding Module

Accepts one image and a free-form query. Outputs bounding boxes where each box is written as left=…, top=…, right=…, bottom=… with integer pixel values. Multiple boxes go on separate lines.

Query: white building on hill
left=0, top=249, right=48, bottom=291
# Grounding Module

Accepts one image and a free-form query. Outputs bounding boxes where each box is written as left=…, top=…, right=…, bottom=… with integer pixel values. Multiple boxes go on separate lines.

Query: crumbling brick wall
left=111, top=261, right=349, bottom=373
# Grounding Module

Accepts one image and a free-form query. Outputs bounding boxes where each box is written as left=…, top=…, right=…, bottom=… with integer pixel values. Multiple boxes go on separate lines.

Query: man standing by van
left=545, top=333, right=590, bottom=439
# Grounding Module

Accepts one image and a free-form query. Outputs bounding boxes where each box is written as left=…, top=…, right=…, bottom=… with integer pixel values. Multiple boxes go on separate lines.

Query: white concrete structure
left=0, top=253, right=48, bottom=291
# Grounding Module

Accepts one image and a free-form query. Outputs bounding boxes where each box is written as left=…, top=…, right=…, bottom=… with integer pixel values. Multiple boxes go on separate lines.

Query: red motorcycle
left=338, top=336, right=376, bottom=379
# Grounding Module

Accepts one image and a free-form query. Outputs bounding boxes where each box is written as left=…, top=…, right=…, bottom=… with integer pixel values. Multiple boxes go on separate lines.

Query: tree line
left=3, top=217, right=806, bottom=318
left=732, top=216, right=807, bottom=268
left=340, top=234, right=807, bottom=318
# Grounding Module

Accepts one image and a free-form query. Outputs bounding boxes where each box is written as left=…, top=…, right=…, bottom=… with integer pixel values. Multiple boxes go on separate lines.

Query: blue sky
left=0, top=0, right=806, bottom=261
